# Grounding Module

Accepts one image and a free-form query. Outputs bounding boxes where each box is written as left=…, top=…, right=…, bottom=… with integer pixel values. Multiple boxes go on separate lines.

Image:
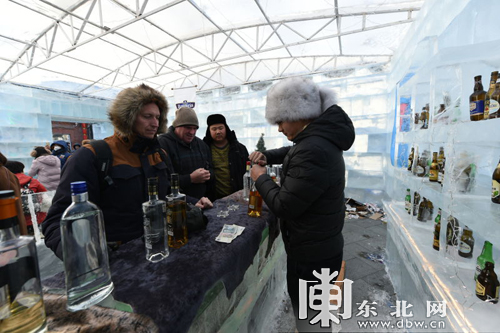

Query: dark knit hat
left=172, top=107, right=199, bottom=128
left=207, top=114, right=227, bottom=127
left=4, top=161, right=24, bottom=174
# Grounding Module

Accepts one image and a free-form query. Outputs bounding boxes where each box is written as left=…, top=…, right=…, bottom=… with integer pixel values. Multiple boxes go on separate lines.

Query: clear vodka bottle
left=243, top=161, right=251, bottom=201
left=142, top=177, right=169, bottom=262
left=0, top=190, right=47, bottom=333
left=60, top=181, right=113, bottom=312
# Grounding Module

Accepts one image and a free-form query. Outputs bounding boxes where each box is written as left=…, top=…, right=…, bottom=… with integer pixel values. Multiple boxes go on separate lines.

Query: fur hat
left=265, top=77, right=338, bottom=124
left=108, top=84, right=168, bottom=138
left=207, top=114, right=227, bottom=127
left=172, top=107, right=199, bottom=128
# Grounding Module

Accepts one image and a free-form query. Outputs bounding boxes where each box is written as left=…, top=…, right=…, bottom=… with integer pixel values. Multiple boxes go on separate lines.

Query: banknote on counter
left=215, top=224, right=245, bottom=243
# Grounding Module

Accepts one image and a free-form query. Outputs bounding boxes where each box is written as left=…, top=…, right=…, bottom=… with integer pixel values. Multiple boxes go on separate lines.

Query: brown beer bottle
left=429, top=152, right=439, bottom=182
left=484, top=71, right=499, bottom=119
left=407, top=147, right=414, bottom=171
left=476, top=261, right=499, bottom=303
left=489, top=81, right=500, bottom=119
left=470, top=75, right=486, bottom=121
left=458, top=226, right=474, bottom=258
left=492, top=158, right=500, bottom=204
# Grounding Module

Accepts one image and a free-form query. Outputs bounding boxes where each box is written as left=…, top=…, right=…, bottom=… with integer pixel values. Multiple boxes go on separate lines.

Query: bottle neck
left=171, top=185, right=179, bottom=196
left=483, top=243, right=493, bottom=258
left=148, top=184, right=159, bottom=202
left=0, top=224, right=20, bottom=242
left=71, top=192, right=88, bottom=203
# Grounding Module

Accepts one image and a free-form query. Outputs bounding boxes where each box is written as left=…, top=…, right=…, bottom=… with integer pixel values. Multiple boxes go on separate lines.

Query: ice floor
left=262, top=217, right=400, bottom=333
left=36, top=217, right=398, bottom=333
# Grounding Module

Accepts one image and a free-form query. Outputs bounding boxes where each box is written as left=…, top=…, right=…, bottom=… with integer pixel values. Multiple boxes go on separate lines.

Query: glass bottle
left=475, top=262, right=499, bottom=303
left=404, top=189, right=411, bottom=214
left=242, top=161, right=251, bottom=202
left=429, top=152, right=439, bottom=182
left=492, top=158, right=500, bottom=204
left=0, top=190, right=47, bottom=333
left=437, top=147, right=445, bottom=185
left=475, top=241, right=494, bottom=281
left=412, top=191, right=420, bottom=216
left=433, top=208, right=441, bottom=251
left=407, top=147, right=414, bottom=171
left=446, top=216, right=460, bottom=248
left=417, top=197, right=427, bottom=222
left=60, top=181, right=114, bottom=312
left=416, top=152, right=427, bottom=178
left=470, top=75, right=486, bottom=121
left=426, top=199, right=434, bottom=221
left=458, top=226, right=475, bottom=258
left=488, top=81, right=500, bottom=119
left=166, top=173, right=188, bottom=249
left=142, top=177, right=169, bottom=263
left=247, top=182, right=263, bottom=218
left=484, top=71, right=498, bottom=119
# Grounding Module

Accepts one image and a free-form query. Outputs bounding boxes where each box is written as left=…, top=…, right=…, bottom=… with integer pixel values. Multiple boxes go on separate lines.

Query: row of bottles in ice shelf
left=0, top=190, right=47, bottom=333
left=407, top=146, right=446, bottom=185
left=471, top=71, right=500, bottom=121
left=402, top=71, right=500, bottom=132
left=404, top=189, right=499, bottom=303
left=243, top=161, right=281, bottom=217
left=408, top=146, right=500, bottom=204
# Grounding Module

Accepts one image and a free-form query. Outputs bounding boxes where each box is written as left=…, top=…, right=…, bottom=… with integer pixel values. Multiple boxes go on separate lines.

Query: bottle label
left=459, top=242, right=472, bottom=254
left=475, top=264, right=483, bottom=279
left=496, top=286, right=499, bottom=299
left=430, top=170, right=438, bottom=180
left=433, top=238, right=439, bottom=248
left=492, top=180, right=500, bottom=199
left=405, top=201, right=411, bottom=211
left=489, top=99, right=500, bottom=116
left=476, top=281, right=486, bottom=296
left=249, top=204, right=255, bottom=209
left=438, top=171, right=444, bottom=183
left=416, top=166, right=424, bottom=175
left=470, top=100, right=485, bottom=115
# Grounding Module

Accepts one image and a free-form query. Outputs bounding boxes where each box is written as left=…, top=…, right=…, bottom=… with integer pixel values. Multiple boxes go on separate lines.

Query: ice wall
left=385, top=0, right=500, bottom=331
left=190, top=67, right=392, bottom=204
left=0, top=83, right=112, bottom=171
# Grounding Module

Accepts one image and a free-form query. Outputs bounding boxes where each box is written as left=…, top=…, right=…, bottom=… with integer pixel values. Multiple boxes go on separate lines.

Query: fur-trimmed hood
left=265, top=77, right=338, bottom=124
left=109, top=84, right=168, bottom=138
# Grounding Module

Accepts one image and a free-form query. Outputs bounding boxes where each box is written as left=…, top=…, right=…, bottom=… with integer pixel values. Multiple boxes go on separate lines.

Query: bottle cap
left=246, top=161, right=251, bottom=165
left=71, top=181, right=87, bottom=195
left=0, top=190, right=15, bottom=199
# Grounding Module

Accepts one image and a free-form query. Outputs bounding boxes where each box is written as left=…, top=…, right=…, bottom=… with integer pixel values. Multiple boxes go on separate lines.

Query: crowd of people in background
left=1, top=78, right=352, bottom=332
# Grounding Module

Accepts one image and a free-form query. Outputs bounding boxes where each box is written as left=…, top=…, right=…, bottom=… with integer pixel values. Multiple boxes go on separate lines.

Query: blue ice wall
left=0, top=83, right=111, bottom=171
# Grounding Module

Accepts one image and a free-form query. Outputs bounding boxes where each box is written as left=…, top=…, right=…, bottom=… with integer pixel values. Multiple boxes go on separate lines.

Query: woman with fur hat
left=42, top=84, right=212, bottom=260
left=28, top=146, right=61, bottom=191
left=249, top=77, right=355, bottom=332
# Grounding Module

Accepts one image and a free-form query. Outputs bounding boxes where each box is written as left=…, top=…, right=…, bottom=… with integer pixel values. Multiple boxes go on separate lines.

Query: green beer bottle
left=475, top=241, right=494, bottom=281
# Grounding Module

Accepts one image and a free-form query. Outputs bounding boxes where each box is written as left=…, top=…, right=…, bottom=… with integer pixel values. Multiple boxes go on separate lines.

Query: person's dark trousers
left=287, top=252, right=343, bottom=333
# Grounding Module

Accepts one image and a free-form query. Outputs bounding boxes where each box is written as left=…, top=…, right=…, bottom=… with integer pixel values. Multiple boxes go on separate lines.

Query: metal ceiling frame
left=1, top=0, right=420, bottom=96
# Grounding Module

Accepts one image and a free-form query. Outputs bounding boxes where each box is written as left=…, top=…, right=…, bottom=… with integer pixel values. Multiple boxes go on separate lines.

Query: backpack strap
left=89, top=140, right=114, bottom=191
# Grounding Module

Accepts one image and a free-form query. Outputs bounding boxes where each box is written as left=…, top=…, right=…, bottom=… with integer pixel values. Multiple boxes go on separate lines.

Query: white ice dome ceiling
left=0, top=0, right=423, bottom=98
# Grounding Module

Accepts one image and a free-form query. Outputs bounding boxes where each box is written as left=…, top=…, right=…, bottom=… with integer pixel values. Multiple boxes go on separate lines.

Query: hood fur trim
left=109, top=84, right=168, bottom=138
left=265, top=77, right=338, bottom=124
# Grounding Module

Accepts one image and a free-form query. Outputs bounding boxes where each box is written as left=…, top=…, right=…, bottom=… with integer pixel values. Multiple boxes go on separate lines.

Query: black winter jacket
left=158, top=126, right=214, bottom=199
left=255, top=105, right=355, bottom=263
left=203, top=128, right=249, bottom=200
left=42, top=134, right=197, bottom=260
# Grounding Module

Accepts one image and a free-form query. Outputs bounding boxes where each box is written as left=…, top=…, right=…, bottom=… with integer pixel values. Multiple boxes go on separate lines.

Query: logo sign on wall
left=173, top=86, right=197, bottom=110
